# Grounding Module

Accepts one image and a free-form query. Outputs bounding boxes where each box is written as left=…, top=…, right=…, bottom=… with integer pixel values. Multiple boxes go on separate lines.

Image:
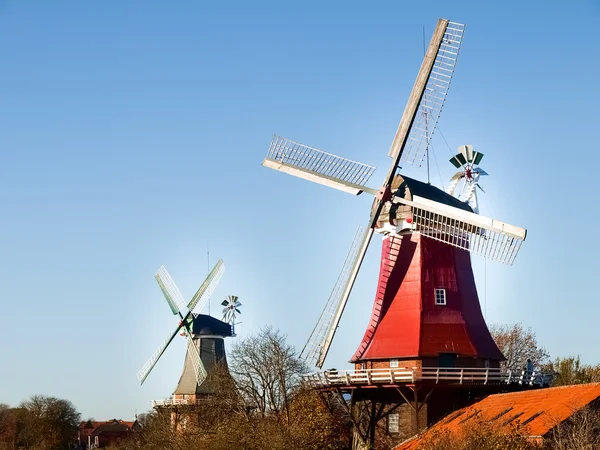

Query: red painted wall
left=351, top=233, right=503, bottom=362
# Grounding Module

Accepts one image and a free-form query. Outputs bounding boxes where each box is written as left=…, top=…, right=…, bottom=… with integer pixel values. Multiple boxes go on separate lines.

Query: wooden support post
left=368, top=400, right=377, bottom=449
left=413, top=386, right=421, bottom=432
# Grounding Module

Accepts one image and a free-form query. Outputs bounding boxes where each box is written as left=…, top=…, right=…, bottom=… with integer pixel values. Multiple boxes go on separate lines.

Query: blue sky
left=0, top=1, right=598, bottom=420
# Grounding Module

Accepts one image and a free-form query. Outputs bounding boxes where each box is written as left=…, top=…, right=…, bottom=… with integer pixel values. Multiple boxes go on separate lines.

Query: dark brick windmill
left=137, top=260, right=239, bottom=429
left=261, top=18, right=542, bottom=448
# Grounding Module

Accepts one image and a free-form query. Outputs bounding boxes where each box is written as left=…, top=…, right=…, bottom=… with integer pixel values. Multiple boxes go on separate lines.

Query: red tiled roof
left=395, top=383, right=600, bottom=450
left=79, top=419, right=136, bottom=434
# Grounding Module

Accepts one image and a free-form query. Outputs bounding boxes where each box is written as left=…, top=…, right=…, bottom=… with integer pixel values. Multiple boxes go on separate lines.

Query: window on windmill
left=388, top=413, right=400, bottom=434
left=435, top=288, right=446, bottom=305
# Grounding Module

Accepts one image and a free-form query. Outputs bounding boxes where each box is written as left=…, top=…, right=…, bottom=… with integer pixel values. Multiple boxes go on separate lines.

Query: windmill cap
left=191, top=314, right=233, bottom=337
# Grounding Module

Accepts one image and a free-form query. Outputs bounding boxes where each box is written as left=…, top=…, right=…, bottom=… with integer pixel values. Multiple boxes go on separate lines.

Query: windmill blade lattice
left=396, top=22, right=466, bottom=166
left=155, top=266, right=187, bottom=315
left=137, top=325, right=182, bottom=384
left=301, top=225, right=371, bottom=368
left=399, top=196, right=526, bottom=265
left=186, top=335, right=208, bottom=386
left=188, top=259, right=225, bottom=316
left=263, top=136, right=377, bottom=196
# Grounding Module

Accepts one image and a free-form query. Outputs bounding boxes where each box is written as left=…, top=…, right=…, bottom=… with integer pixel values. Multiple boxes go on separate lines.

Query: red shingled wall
left=352, top=233, right=503, bottom=363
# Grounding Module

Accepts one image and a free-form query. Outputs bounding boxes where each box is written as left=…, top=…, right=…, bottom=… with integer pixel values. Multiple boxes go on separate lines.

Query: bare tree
left=114, top=329, right=350, bottom=450
left=544, top=404, right=600, bottom=450
left=489, top=323, right=549, bottom=371
left=229, top=327, right=307, bottom=422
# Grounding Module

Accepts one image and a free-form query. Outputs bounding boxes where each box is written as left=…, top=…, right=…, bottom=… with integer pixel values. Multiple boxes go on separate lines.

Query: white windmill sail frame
left=137, top=327, right=179, bottom=384
left=188, top=259, right=225, bottom=316
left=263, top=135, right=378, bottom=196
left=301, top=225, right=372, bottom=369
left=398, top=196, right=526, bottom=265
left=396, top=21, right=466, bottom=167
left=155, top=266, right=186, bottom=315
left=186, top=336, right=208, bottom=386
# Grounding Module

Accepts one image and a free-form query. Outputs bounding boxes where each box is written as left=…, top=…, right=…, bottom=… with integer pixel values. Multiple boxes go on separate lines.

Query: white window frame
left=388, top=413, right=399, bottom=433
left=435, top=288, right=446, bottom=305
left=390, top=359, right=399, bottom=368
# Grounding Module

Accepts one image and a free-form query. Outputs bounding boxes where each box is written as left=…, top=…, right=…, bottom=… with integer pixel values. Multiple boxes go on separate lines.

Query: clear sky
left=1, top=0, right=599, bottom=420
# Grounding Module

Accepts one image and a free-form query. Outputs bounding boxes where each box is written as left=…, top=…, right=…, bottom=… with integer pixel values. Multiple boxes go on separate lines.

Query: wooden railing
left=303, top=367, right=554, bottom=388
left=152, top=398, right=202, bottom=407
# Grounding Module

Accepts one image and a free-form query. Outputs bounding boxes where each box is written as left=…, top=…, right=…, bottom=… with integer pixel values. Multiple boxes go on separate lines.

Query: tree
left=544, top=405, right=600, bottom=450
left=16, top=395, right=80, bottom=450
left=229, top=326, right=307, bottom=422
left=0, top=404, right=16, bottom=450
left=285, top=387, right=351, bottom=450
left=489, top=323, right=549, bottom=371
left=543, top=356, right=600, bottom=387
left=113, top=328, right=351, bottom=450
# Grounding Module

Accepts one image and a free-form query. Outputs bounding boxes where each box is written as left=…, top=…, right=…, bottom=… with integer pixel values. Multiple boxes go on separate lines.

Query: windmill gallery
left=137, top=18, right=559, bottom=450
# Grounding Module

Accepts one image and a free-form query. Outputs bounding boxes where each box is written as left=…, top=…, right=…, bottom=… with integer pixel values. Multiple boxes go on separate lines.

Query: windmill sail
left=186, top=336, right=208, bottom=386
left=137, top=325, right=181, bottom=384
left=301, top=225, right=373, bottom=368
left=155, top=266, right=186, bottom=315
left=188, top=259, right=225, bottom=315
left=263, top=135, right=377, bottom=195
left=388, top=20, right=465, bottom=167
left=398, top=196, right=526, bottom=265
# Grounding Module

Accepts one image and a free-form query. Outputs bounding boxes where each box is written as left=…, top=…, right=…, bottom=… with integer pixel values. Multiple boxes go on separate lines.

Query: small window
left=388, top=413, right=399, bottom=433
left=435, top=288, right=446, bottom=305
left=390, top=359, right=399, bottom=368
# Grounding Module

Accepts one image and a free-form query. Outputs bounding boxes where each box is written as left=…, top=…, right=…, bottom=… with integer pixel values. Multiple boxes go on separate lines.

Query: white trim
left=435, top=288, right=446, bottom=305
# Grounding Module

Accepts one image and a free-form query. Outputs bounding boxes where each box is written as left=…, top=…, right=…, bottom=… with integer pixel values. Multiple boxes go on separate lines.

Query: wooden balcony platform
left=303, top=367, right=554, bottom=390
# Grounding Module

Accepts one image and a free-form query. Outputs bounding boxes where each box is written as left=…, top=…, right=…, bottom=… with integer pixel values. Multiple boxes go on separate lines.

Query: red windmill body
left=261, top=18, right=543, bottom=449
left=351, top=178, right=504, bottom=371
left=352, top=226, right=503, bottom=369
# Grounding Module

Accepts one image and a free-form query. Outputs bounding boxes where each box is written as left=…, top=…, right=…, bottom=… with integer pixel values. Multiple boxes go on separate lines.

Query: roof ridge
left=487, top=383, right=600, bottom=398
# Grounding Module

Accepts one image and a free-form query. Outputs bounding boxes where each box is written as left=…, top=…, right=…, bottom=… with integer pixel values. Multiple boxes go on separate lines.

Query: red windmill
left=262, top=18, right=536, bottom=448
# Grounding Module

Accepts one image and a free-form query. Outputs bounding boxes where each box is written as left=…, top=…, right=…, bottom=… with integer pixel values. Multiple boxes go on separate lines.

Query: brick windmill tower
left=262, top=19, right=534, bottom=448
left=137, top=261, right=241, bottom=429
